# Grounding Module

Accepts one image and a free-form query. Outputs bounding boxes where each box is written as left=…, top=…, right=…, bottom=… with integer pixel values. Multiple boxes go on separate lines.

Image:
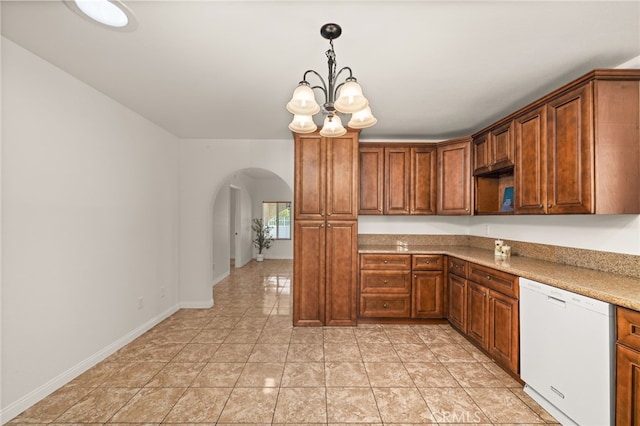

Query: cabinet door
left=515, top=106, right=547, bottom=214
left=411, top=146, right=437, bottom=215
left=326, top=134, right=359, bottom=220
left=293, top=221, right=326, bottom=326
left=466, top=281, right=489, bottom=349
left=490, top=121, right=515, bottom=171
left=546, top=82, right=594, bottom=214
left=616, top=344, right=640, bottom=426
left=359, top=146, right=384, bottom=215
left=412, top=271, right=445, bottom=318
left=473, top=133, right=491, bottom=175
left=447, top=274, right=467, bottom=331
left=325, top=221, right=358, bottom=326
left=294, top=134, right=326, bottom=220
left=385, top=147, right=411, bottom=214
left=488, top=290, right=519, bottom=373
left=437, top=138, right=472, bottom=215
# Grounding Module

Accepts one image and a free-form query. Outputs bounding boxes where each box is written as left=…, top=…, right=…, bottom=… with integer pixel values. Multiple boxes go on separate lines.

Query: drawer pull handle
left=383, top=303, right=388, bottom=308
left=632, top=325, right=639, bottom=336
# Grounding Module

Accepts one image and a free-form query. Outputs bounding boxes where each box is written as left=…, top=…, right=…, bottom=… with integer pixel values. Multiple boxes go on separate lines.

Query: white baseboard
left=211, top=271, right=230, bottom=287
left=179, top=299, right=214, bottom=309
left=0, top=304, right=179, bottom=424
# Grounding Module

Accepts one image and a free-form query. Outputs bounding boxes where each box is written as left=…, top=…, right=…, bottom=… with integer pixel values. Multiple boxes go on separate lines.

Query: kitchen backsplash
left=358, top=234, right=640, bottom=279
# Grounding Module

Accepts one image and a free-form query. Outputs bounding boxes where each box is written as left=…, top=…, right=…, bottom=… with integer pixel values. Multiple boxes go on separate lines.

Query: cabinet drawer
left=360, top=294, right=411, bottom=317
left=617, top=307, right=640, bottom=351
left=448, top=257, right=468, bottom=278
left=412, top=255, right=444, bottom=271
left=360, top=271, right=411, bottom=293
left=468, top=263, right=518, bottom=298
left=360, top=254, right=411, bottom=270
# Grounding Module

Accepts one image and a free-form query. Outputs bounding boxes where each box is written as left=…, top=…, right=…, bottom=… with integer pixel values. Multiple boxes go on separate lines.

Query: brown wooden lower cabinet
left=466, top=280, right=489, bottom=347
left=616, top=344, right=640, bottom=426
left=412, top=270, right=445, bottom=318
left=447, top=273, right=467, bottom=331
left=616, top=306, right=640, bottom=425
left=293, top=220, right=357, bottom=326
left=487, top=289, right=519, bottom=373
left=359, top=254, right=411, bottom=318
left=447, top=257, right=519, bottom=374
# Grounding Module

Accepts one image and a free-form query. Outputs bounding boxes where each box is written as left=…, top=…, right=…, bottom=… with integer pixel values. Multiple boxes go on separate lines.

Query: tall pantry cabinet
left=293, top=130, right=359, bottom=326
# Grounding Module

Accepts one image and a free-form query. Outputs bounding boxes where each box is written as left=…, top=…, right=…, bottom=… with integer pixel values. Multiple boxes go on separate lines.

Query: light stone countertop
left=359, top=244, right=640, bottom=311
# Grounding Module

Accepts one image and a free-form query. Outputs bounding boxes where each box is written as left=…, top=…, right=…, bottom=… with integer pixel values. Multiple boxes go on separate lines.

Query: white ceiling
left=2, top=1, right=639, bottom=141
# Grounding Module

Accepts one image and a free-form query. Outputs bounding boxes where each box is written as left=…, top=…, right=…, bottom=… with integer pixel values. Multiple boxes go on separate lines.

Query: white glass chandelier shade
left=348, top=106, right=377, bottom=129
left=319, top=115, right=347, bottom=137
left=288, top=114, right=318, bottom=134
left=334, top=81, right=369, bottom=114
left=286, top=85, right=321, bottom=115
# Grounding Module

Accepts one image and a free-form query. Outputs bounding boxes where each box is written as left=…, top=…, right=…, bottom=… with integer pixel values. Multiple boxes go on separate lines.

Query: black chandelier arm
left=302, top=69, right=328, bottom=97
left=332, top=66, right=356, bottom=98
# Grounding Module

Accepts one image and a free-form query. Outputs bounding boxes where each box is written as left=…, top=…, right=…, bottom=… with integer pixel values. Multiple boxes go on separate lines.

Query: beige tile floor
left=9, top=259, right=559, bottom=425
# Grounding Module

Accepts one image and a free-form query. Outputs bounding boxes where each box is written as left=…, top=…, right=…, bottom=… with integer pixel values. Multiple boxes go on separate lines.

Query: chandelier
left=286, top=23, right=377, bottom=137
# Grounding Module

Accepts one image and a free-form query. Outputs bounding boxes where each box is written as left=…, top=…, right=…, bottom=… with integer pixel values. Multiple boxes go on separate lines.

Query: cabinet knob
left=327, top=224, right=331, bottom=228
left=425, top=260, right=430, bottom=264
left=483, top=293, right=487, bottom=298
left=538, top=204, right=543, bottom=208
left=383, top=303, right=388, bottom=308
left=414, top=274, right=417, bottom=278
left=547, top=204, right=552, bottom=208
left=384, top=280, right=388, bottom=284
left=384, top=260, right=388, bottom=264
left=327, top=212, right=331, bottom=216
left=488, top=295, right=493, bottom=300
left=465, top=208, right=469, bottom=212
left=486, top=275, right=491, bottom=280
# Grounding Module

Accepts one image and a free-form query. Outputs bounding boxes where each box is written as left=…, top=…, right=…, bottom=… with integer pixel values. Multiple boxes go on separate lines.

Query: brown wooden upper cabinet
left=358, top=145, right=384, bottom=214
left=513, top=71, right=640, bottom=214
left=437, top=137, right=472, bottom=215
left=473, top=121, right=515, bottom=175
left=359, top=143, right=437, bottom=215
left=385, top=146, right=411, bottom=214
left=295, top=132, right=359, bottom=221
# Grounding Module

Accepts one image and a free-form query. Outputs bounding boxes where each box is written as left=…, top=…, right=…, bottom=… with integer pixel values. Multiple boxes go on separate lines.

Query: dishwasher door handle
left=546, top=295, right=567, bottom=308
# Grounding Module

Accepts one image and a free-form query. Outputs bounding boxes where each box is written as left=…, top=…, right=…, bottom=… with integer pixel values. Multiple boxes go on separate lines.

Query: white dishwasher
left=519, top=278, right=615, bottom=426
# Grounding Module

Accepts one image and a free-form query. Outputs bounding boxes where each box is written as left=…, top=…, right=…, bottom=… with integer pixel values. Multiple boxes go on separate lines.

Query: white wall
left=359, top=210, right=639, bottom=255
left=179, top=139, right=294, bottom=307
left=250, top=175, right=293, bottom=260
left=212, top=173, right=256, bottom=274
left=1, top=38, right=180, bottom=420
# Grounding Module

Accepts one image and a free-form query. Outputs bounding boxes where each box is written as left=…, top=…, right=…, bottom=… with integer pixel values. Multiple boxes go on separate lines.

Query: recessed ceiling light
left=64, top=0, right=137, bottom=31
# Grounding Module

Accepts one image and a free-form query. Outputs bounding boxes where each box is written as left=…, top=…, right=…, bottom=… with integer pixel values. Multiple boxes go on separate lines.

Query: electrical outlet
left=137, top=297, right=143, bottom=309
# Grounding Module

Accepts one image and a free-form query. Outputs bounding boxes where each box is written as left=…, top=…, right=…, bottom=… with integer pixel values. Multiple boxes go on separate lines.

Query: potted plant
left=252, top=218, right=273, bottom=261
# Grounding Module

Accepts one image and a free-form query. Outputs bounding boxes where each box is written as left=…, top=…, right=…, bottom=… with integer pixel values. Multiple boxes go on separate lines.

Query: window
left=262, top=201, right=291, bottom=240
